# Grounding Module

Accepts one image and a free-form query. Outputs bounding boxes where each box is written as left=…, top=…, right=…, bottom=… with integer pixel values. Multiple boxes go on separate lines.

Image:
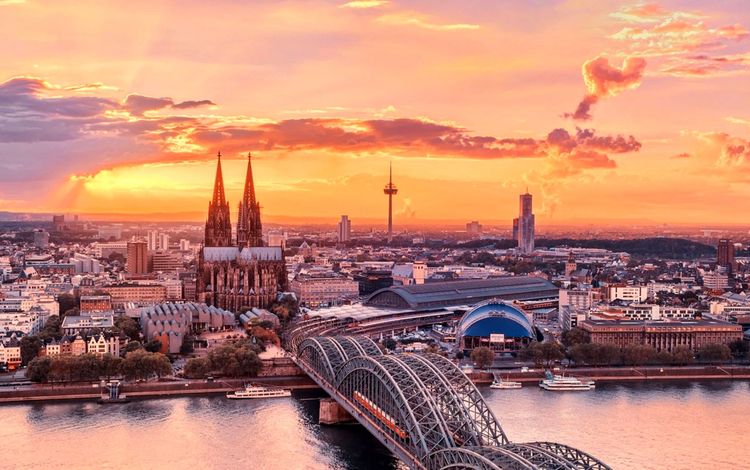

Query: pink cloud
left=566, top=56, right=646, bottom=120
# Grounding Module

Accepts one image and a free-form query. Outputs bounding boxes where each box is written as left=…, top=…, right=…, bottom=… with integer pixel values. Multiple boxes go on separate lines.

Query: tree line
left=183, top=338, right=263, bottom=379
left=468, top=327, right=745, bottom=369
left=26, top=349, right=172, bottom=383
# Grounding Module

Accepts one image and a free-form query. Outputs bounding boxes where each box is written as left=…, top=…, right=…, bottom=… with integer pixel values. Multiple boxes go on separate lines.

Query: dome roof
left=457, top=300, right=534, bottom=339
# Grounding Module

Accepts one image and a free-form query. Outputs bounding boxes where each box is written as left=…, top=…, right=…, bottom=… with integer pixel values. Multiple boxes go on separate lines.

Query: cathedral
left=197, top=152, right=287, bottom=311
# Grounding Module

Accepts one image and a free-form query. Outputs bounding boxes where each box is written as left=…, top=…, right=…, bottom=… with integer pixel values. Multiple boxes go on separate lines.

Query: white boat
left=539, top=371, right=595, bottom=391
left=490, top=379, right=522, bottom=389
left=490, top=374, right=522, bottom=389
left=226, top=384, right=292, bottom=399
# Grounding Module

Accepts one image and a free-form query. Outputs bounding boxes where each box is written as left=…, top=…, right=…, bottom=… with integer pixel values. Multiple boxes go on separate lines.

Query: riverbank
left=0, top=375, right=319, bottom=404
left=3, top=364, right=749, bottom=405
left=470, top=364, right=750, bottom=384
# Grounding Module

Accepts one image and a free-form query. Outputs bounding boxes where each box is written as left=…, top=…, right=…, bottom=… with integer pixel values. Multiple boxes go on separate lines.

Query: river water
left=1, top=381, right=748, bottom=469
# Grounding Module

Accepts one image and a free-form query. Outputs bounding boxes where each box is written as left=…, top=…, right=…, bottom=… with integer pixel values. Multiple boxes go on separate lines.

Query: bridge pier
left=319, top=398, right=354, bottom=425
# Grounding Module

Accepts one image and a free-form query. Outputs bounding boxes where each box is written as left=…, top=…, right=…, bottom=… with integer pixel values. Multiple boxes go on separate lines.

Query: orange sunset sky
left=1, top=0, right=749, bottom=226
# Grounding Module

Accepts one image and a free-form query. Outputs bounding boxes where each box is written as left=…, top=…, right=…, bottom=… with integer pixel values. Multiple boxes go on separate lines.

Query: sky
left=1, top=0, right=749, bottom=226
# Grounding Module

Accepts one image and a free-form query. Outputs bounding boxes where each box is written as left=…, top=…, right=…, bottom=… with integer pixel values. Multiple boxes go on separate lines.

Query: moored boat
left=539, top=371, right=595, bottom=391
left=226, top=384, right=292, bottom=399
left=490, top=374, right=522, bottom=389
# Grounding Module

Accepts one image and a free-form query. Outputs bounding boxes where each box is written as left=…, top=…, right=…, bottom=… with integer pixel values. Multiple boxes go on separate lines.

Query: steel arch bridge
left=293, top=335, right=611, bottom=470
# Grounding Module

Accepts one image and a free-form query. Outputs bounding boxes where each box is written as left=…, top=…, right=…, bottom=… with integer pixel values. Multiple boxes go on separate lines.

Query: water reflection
left=1, top=381, right=748, bottom=470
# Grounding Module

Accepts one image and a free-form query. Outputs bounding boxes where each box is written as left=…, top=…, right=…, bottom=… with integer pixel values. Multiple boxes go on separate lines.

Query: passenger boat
left=490, top=374, right=522, bottom=389
left=226, top=384, right=292, bottom=399
left=539, top=371, right=595, bottom=391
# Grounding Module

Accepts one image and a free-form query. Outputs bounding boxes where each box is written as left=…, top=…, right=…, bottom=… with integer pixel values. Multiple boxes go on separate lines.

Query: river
left=1, top=381, right=748, bottom=469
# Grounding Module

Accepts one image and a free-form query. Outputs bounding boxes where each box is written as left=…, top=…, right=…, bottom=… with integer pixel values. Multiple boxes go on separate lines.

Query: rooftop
left=365, top=276, right=558, bottom=310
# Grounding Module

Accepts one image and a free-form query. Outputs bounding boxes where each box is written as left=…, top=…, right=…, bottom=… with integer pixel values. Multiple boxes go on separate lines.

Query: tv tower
left=383, top=162, right=398, bottom=243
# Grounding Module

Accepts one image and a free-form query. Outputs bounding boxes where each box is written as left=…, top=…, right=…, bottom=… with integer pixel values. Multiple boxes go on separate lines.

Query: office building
left=338, top=215, right=351, bottom=243
left=717, top=239, right=736, bottom=273
left=466, top=221, right=483, bottom=237
left=580, top=319, right=742, bottom=352
left=514, top=191, right=535, bottom=254
left=33, top=230, right=50, bottom=249
left=126, top=241, right=148, bottom=275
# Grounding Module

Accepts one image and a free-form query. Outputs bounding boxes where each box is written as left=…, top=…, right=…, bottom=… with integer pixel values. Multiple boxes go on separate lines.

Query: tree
left=114, top=316, right=141, bottom=341
left=123, top=341, right=143, bottom=355
left=621, top=345, right=656, bottom=367
left=232, top=348, right=262, bottom=377
left=470, top=347, right=494, bottom=369
left=697, top=344, right=731, bottom=363
left=57, top=293, right=78, bottom=316
left=207, top=343, right=262, bottom=378
left=180, top=334, right=195, bottom=355
left=568, top=343, right=591, bottom=366
left=184, top=357, right=211, bottom=378
left=27, top=356, right=53, bottom=382
left=63, top=307, right=80, bottom=317
left=672, top=346, right=694, bottom=366
left=569, top=343, right=620, bottom=366
left=144, top=339, right=164, bottom=353
left=248, top=326, right=280, bottom=347
left=76, top=354, right=102, bottom=381
left=39, top=315, right=62, bottom=340
left=146, top=353, right=172, bottom=379
left=652, top=350, right=674, bottom=365
left=100, top=354, right=123, bottom=380
left=50, top=355, right=75, bottom=383
left=20, top=336, right=42, bottom=366
left=122, top=350, right=170, bottom=381
left=728, top=339, right=749, bottom=359
left=538, top=342, right=564, bottom=368
left=561, top=327, right=590, bottom=348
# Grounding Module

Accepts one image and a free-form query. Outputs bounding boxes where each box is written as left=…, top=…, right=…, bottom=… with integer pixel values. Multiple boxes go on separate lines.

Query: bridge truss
left=292, top=334, right=611, bottom=470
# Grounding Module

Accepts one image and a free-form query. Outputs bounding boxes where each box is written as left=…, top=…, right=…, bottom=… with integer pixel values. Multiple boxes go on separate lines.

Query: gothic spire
left=205, top=151, right=232, bottom=247
left=242, top=152, right=257, bottom=207
left=212, top=151, right=227, bottom=207
left=236, top=152, right=264, bottom=248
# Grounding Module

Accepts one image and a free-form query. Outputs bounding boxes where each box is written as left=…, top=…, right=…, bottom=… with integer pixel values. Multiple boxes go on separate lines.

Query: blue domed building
left=456, top=300, right=538, bottom=352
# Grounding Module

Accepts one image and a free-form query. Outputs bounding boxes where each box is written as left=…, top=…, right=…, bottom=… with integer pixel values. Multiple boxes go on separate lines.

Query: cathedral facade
left=197, top=152, right=287, bottom=311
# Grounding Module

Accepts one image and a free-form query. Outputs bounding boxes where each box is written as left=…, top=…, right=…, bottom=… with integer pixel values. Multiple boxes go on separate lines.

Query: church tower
left=236, top=152, right=264, bottom=248
left=204, top=151, right=232, bottom=247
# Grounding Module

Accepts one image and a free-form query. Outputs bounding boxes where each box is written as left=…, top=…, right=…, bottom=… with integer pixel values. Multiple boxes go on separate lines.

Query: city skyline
left=2, top=1, right=750, bottom=225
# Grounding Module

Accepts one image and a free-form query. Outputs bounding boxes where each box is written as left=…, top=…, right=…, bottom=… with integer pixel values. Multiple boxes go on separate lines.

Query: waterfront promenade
left=2, top=364, right=749, bottom=405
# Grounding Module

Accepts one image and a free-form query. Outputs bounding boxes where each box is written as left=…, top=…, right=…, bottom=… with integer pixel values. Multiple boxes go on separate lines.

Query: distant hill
left=459, top=237, right=715, bottom=259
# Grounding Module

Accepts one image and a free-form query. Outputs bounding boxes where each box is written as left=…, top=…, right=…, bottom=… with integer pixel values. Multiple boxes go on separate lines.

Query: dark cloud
left=172, top=99, right=216, bottom=109
left=121, top=94, right=174, bottom=115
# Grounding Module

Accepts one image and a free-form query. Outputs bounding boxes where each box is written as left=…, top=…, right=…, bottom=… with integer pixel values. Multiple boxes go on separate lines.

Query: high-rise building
left=383, top=162, right=398, bottom=243
left=204, top=152, right=233, bottom=247
left=52, top=215, right=65, bottom=232
left=159, top=233, right=170, bottom=251
left=717, top=239, right=736, bottom=273
left=33, top=230, right=49, bottom=249
left=236, top=152, right=264, bottom=248
left=338, top=215, right=351, bottom=242
left=126, top=241, right=148, bottom=275
left=147, top=230, right=169, bottom=251
left=147, top=230, right=158, bottom=251
left=466, top=221, right=483, bottom=236
left=516, top=191, right=535, bottom=254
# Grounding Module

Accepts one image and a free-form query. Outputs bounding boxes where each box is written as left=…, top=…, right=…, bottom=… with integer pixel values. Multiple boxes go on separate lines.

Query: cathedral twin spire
left=204, top=151, right=263, bottom=248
